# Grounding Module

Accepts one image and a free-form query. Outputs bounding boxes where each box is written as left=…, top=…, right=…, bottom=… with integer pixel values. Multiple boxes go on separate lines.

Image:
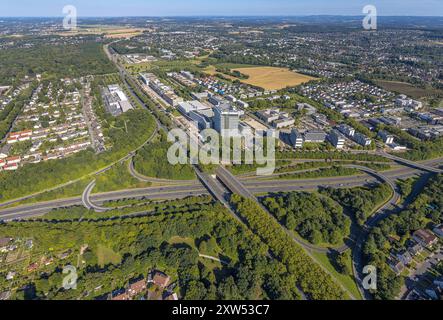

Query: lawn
left=311, top=251, right=362, bottom=300
left=232, top=66, right=317, bottom=90
left=94, top=160, right=152, bottom=193
left=168, top=236, right=196, bottom=250
left=96, top=245, right=121, bottom=267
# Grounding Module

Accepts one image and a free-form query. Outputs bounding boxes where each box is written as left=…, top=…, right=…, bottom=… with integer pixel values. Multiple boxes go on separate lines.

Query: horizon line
left=0, top=14, right=442, bottom=18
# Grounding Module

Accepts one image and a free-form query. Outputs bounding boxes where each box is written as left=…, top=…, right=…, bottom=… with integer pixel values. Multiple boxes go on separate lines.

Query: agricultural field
left=57, top=25, right=146, bottom=38
left=374, top=80, right=443, bottom=99
left=233, top=67, right=317, bottom=90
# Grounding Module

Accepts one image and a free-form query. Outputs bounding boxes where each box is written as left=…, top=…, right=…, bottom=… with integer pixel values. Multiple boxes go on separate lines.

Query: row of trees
left=279, top=166, right=360, bottom=180
left=230, top=195, right=347, bottom=300
left=276, top=150, right=389, bottom=162
left=124, top=75, right=174, bottom=129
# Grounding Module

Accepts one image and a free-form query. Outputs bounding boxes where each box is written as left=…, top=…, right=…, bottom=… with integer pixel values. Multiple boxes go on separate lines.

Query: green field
left=375, top=79, right=443, bottom=99
left=96, top=244, right=122, bottom=267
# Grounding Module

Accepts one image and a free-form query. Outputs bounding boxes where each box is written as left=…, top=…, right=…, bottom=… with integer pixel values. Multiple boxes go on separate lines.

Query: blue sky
left=1, top=0, right=442, bottom=17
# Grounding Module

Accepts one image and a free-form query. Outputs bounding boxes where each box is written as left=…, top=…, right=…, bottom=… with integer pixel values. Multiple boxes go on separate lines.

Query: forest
left=321, top=183, right=393, bottom=226
left=0, top=41, right=116, bottom=85
left=261, top=192, right=351, bottom=245
left=133, top=133, right=196, bottom=180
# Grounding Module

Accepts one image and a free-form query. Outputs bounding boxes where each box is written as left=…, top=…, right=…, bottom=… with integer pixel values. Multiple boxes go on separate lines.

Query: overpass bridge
left=379, top=152, right=443, bottom=174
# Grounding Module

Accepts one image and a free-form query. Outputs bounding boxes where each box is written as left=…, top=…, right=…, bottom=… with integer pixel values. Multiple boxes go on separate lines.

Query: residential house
left=111, top=289, right=130, bottom=301
left=433, top=224, right=443, bottom=238
left=127, top=278, right=147, bottom=297
left=388, top=257, right=405, bottom=275
left=0, top=291, right=11, bottom=300
left=413, top=229, right=438, bottom=248
left=397, top=251, right=413, bottom=266
left=408, top=242, right=424, bottom=256
left=164, top=293, right=179, bottom=301
left=152, top=271, right=171, bottom=288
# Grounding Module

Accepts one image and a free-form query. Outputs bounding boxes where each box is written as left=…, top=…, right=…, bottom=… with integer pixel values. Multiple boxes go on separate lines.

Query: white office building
left=214, top=104, right=242, bottom=137
left=290, top=129, right=304, bottom=148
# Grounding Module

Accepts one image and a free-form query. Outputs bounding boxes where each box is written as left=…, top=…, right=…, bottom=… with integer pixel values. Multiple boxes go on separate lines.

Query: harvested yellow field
left=104, top=29, right=144, bottom=39
left=233, top=67, right=317, bottom=90
left=57, top=26, right=145, bottom=39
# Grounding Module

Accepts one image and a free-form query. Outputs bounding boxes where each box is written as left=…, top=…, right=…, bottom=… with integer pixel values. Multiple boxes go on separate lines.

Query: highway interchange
left=0, top=156, right=442, bottom=221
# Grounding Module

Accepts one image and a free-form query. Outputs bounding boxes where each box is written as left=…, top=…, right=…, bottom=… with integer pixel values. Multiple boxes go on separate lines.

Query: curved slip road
left=128, top=158, right=197, bottom=185
left=81, top=180, right=111, bottom=213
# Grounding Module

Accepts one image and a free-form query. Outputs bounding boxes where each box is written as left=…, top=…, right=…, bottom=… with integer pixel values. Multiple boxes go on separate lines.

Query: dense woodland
left=133, top=133, right=196, bottom=180
left=321, top=183, right=393, bottom=226
left=262, top=192, right=351, bottom=245
left=0, top=42, right=116, bottom=85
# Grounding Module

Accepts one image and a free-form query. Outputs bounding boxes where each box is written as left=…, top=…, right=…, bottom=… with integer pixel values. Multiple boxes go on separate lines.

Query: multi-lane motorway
left=1, top=156, right=442, bottom=221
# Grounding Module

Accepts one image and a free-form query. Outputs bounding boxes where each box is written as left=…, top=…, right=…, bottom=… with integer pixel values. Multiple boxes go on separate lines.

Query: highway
left=0, top=159, right=439, bottom=221
left=215, top=164, right=363, bottom=300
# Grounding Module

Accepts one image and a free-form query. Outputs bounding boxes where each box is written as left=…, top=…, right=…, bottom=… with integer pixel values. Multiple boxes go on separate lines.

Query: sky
left=0, top=0, right=442, bottom=17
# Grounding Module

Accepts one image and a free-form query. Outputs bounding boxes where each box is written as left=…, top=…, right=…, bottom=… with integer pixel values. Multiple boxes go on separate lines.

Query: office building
left=208, top=95, right=225, bottom=107
left=328, top=130, right=346, bottom=149
left=303, top=130, right=327, bottom=143
left=338, top=124, right=355, bottom=137
left=214, top=104, right=241, bottom=137
left=290, top=129, right=304, bottom=148
left=177, top=101, right=209, bottom=115
left=102, top=85, right=133, bottom=116
left=353, top=132, right=372, bottom=147
left=378, top=130, right=395, bottom=144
